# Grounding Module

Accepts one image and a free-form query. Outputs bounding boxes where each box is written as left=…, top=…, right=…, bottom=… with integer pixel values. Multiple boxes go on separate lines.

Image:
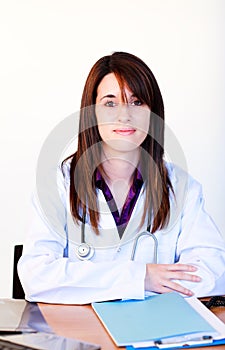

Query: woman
left=18, top=52, right=225, bottom=304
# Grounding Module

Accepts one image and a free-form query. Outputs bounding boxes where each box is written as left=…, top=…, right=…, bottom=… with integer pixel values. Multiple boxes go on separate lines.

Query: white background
left=0, top=0, right=224, bottom=297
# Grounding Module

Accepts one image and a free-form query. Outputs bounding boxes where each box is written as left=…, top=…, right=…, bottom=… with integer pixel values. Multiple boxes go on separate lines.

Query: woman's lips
left=114, top=129, right=136, bottom=136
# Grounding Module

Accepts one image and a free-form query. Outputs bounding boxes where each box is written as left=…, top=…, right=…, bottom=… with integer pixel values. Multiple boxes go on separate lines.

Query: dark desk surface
left=38, top=300, right=225, bottom=350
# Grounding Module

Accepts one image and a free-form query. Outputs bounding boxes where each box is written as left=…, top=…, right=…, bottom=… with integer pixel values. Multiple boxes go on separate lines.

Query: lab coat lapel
left=95, top=190, right=121, bottom=246
left=84, top=188, right=146, bottom=248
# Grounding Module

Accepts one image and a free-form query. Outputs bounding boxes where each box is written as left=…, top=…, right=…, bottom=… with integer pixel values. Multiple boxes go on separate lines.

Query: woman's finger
left=163, top=280, right=194, bottom=296
left=166, top=264, right=198, bottom=272
left=164, top=270, right=201, bottom=282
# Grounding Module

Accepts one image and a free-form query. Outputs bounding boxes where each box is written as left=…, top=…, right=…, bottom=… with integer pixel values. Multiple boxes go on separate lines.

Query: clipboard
left=126, top=337, right=225, bottom=349
left=92, top=292, right=225, bottom=348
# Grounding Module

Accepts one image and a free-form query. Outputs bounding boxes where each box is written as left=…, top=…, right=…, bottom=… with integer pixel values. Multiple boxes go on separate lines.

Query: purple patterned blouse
left=95, top=168, right=143, bottom=237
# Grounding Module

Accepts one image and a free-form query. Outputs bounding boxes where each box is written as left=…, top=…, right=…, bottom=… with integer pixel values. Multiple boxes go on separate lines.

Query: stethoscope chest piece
left=75, top=243, right=95, bottom=261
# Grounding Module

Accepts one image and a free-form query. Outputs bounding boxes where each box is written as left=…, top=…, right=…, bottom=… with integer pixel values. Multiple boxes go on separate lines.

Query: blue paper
left=92, top=293, right=217, bottom=346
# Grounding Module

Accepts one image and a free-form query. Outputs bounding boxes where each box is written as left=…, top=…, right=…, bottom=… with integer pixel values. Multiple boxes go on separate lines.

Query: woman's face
left=95, top=73, right=150, bottom=157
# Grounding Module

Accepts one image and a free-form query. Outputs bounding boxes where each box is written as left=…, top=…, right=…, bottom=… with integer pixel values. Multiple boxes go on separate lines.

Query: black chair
left=12, top=244, right=25, bottom=299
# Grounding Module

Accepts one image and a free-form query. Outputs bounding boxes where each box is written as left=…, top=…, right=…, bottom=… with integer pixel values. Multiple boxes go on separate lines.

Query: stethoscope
left=75, top=212, right=158, bottom=263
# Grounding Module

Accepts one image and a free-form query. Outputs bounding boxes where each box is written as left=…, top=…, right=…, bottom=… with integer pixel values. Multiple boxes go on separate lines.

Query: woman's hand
left=144, top=263, right=201, bottom=296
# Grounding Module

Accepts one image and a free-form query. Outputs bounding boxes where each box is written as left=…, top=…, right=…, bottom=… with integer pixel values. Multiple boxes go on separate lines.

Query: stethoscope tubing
left=76, top=213, right=158, bottom=263
left=130, top=231, right=158, bottom=263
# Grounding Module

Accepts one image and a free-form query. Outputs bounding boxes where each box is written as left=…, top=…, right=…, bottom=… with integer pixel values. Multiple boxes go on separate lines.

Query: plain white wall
left=0, top=0, right=224, bottom=297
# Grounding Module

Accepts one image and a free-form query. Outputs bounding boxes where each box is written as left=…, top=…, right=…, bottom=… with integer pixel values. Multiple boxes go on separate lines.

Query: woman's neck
left=100, top=148, right=140, bottom=213
left=101, top=147, right=140, bottom=184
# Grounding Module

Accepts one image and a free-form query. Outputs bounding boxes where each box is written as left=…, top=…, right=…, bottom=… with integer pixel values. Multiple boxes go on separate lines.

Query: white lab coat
left=18, top=162, right=225, bottom=304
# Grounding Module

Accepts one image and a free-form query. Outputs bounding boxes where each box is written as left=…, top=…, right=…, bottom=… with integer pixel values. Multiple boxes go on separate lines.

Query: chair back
left=12, top=245, right=25, bottom=299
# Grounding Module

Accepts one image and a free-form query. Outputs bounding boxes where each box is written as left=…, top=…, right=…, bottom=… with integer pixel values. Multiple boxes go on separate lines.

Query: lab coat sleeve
left=17, top=166, right=146, bottom=305
left=175, top=177, right=225, bottom=297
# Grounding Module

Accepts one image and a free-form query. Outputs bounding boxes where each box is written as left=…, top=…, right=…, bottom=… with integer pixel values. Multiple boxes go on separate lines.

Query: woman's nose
left=117, top=103, right=131, bottom=122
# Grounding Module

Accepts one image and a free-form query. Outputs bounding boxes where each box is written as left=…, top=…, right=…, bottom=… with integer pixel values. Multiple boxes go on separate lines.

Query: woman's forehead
left=97, top=73, right=135, bottom=98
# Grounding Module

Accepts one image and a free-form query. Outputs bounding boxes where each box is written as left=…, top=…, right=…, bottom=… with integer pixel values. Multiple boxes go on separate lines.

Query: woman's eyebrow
left=100, top=94, right=116, bottom=101
left=99, top=93, right=136, bottom=102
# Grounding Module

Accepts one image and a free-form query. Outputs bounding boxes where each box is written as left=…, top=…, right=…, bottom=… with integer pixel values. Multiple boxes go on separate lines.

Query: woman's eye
left=131, top=100, right=142, bottom=106
left=105, top=101, right=116, bottom=107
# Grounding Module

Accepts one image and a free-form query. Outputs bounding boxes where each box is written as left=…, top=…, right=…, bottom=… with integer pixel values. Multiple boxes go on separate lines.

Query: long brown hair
left=65, top=52, right=173, bottom=234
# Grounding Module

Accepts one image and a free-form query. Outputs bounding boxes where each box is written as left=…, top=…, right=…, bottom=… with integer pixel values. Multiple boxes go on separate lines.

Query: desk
left=38, top=302, right=225, bottom=350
